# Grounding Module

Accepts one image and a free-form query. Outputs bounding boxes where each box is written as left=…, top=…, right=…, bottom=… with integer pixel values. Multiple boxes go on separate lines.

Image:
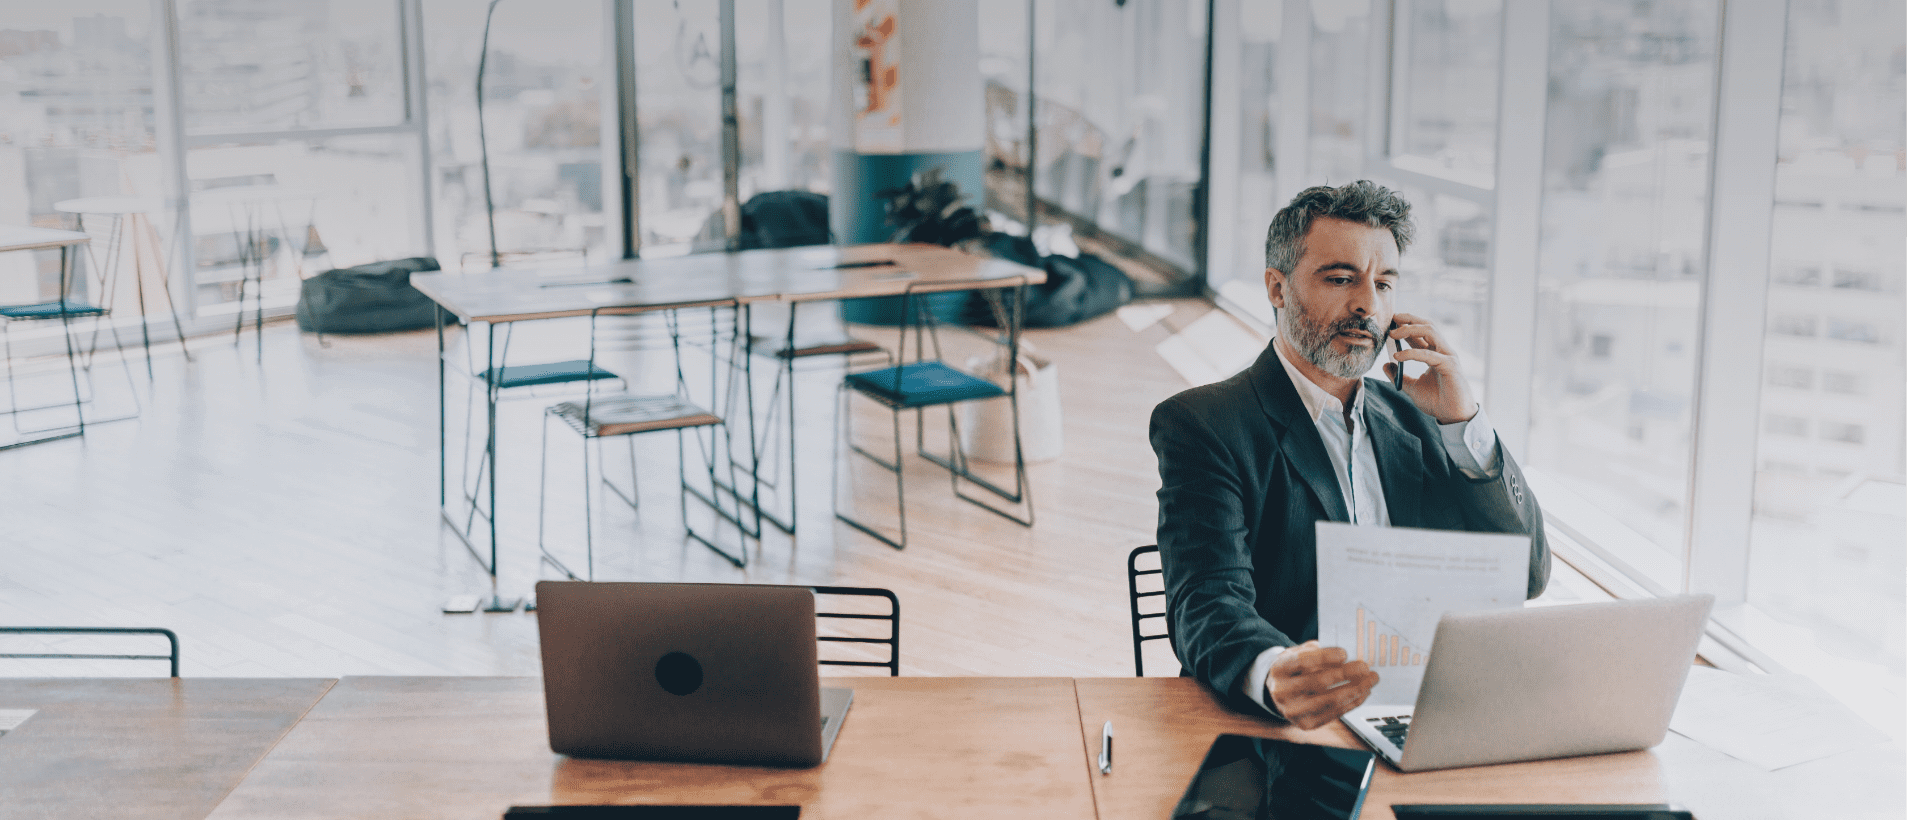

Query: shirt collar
left=1272, top=337, right=1364, bottom=424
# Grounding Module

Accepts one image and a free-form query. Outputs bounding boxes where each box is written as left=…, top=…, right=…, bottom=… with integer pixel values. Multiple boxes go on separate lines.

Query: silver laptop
left=1343, top=594, right=1713, bottom=772
left=535, top=581, right=853, bottom=767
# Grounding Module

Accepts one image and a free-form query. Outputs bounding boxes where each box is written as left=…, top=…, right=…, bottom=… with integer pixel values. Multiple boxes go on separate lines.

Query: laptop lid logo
left=655, top=652, right=703, bottom=696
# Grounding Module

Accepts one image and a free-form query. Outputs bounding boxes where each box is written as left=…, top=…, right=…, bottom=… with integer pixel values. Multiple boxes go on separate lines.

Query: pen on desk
left=1098, top=721, right=1113, bottom=774
left=539, top=277, right=634, bottom=289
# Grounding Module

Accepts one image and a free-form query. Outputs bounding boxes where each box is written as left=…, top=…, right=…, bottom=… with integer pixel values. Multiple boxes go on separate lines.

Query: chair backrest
left=0, top=627, right=179, bottom=677
left=813, top=586, right=900, bottom=676
left=1127, top=546, right=1172, bottom=677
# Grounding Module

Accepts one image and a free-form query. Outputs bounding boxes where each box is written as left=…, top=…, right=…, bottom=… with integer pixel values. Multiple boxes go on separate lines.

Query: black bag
left=295, top=257, right=445, bottom=334
left=739, top=190, right=831, bottom=249
left=965, top=233, right=1134, bottom=329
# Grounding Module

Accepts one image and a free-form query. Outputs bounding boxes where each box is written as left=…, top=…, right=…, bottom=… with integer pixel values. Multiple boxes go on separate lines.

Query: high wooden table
left=205, top=676, right=1095, bottom=820
left=0, top=678, right=334, bottom=820
left=409, top=243, right=1044, bottom=580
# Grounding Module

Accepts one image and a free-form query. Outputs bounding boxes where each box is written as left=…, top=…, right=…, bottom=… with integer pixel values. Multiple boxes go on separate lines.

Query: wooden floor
left=1, top=299, right=1599, bottom=679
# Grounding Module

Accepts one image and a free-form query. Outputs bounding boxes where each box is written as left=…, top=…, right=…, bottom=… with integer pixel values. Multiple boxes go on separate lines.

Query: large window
left=1026, top=0, right=1207, bottom=271
left=1527, top=0, right=1720, bottom=585
left=1205, top=0, right=1903, bottom=728
left=424, top=0, right=608, bottom=270
left=1745, top=0, right=1904, bottom=716
left=0, top=2, right=160, bottom=307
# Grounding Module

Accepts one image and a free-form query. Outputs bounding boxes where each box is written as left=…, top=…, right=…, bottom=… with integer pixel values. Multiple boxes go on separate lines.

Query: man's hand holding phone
left=1265, top=641, right=1380, bottom=730
left=1383, top=311, right=1479, bottom=425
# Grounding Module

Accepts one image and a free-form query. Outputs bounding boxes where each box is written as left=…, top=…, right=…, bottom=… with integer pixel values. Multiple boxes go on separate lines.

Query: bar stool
left=52, top=197, right=192, bottom=377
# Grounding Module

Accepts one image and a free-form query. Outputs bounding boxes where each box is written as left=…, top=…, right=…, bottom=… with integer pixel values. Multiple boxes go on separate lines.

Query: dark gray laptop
left=535, top=581, right=853, bottom=767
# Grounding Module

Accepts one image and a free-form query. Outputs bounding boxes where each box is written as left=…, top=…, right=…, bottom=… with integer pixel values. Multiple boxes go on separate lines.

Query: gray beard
left=1280, top=299, right=1382, bottom=380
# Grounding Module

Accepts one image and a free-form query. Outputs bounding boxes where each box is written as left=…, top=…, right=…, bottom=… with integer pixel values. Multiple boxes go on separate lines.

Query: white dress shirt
left=1242, top=340, right=1502, bottom=716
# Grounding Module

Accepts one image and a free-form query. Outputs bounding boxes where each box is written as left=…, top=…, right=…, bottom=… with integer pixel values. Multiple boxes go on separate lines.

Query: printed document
left=1315, top=522, right=1529, bottom=704
left=0, top=709, right=34, bottom=738
left=1670, top=666, right=1888, bottom=770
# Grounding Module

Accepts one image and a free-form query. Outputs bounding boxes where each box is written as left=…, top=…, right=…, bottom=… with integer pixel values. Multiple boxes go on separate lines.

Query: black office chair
left=814, top=586, right=900, bottom=676
left=0, top=627, right=180, bottom=677
left=1127, top=545, right=1174, bottom=677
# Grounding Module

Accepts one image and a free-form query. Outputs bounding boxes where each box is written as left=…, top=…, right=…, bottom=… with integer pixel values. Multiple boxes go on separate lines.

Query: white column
left=1685, top=0, right=1790, bottom=601
left=1205, top=0, right=1243, bottom=289
left=762, top=0, right=791, bottom=191
left=152, top=0, right=196, bottom=315
left=401, top=0, right=434, bottom=259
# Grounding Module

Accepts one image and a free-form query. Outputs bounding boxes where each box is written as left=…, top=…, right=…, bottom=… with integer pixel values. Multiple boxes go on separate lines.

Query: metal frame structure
left=0, top=627, right=181, bottom=678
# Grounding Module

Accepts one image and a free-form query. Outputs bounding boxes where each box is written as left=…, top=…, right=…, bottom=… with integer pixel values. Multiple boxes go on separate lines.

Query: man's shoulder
left=1154, top=366, right=1260, bottom=424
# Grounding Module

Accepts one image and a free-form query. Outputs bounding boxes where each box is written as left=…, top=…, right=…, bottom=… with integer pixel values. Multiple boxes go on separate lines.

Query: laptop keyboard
left=1365, top=714, right=1411, bottom=749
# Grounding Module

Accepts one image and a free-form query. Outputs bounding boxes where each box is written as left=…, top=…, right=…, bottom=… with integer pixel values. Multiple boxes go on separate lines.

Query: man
left=1150, top=181, right=1548, bottom=730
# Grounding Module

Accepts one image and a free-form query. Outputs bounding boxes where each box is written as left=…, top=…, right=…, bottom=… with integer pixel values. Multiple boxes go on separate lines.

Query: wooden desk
left=206, top=676, right=1097, bottom=820
left=0, top=678, right=334, bottom=820
left=1073, top=677, right=1906, bottom=820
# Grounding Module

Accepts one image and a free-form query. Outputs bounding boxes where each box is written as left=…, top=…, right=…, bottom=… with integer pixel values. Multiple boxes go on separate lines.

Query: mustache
left=1330, top=316, right=1381, bottom=338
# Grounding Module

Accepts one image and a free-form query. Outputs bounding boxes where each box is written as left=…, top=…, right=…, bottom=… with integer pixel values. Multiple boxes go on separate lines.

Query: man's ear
left=1265, top=267, right=1288, bottom=309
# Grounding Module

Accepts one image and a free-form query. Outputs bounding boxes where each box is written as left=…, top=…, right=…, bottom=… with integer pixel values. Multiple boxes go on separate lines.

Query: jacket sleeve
left=1151, top=396, right=1292, bottom=711
left=1448, top=442, right=1551, bottom=600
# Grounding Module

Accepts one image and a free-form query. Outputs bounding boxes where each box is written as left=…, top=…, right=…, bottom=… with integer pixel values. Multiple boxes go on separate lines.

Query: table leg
left=437, top=304, right=447, bottom=509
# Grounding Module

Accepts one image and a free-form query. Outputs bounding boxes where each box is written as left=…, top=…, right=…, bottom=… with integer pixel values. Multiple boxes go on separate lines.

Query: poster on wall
left=851, top=0, right=903, bottom=152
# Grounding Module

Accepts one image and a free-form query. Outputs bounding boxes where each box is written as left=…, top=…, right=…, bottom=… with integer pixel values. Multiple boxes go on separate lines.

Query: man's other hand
left=1266, top=641, right=1379, bottom=730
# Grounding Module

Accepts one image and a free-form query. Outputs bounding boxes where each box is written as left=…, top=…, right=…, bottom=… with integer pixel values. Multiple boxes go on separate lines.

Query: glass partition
left=0, top=2, right=161, bottom=305
left=1031, top=0, right=1206, bottom=270
left=423, top=0, right=608, bottom=270
left=1390, top=0, right=1501, bottom=188
left=733, top=0, right=832, bottom=201
left=177, top=0, right=407, bottom=135
left=1747, top=0, right=1904, bottom=706
left=1307, top=1, right=1373, bottom=185
left=1526, top=0, right=1721, bottom=590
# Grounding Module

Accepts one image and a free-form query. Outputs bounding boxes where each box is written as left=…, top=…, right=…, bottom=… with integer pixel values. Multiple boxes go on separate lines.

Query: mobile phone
left=1389, top=323, right=1406, bottom=390
left=1171, top=734, right=1377, bottom=820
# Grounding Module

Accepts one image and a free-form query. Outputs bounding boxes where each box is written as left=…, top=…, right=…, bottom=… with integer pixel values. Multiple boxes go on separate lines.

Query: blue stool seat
left=845, top=361, right=1005, bottom=408
left=0, top=300, right=107, bottom=320
left=480, top=359, right=619, bottom=389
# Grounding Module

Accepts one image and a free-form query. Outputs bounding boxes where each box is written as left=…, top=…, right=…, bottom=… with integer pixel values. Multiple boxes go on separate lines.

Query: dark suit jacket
left=1149, top=342, right=1549, bottom=712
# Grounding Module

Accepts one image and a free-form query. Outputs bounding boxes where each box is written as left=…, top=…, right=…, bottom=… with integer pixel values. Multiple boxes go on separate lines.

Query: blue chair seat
left=845, top=361, right=1005, bottom=408
left=480, top=359, right=619, bottom=389
left=0, top=300, right=107, bottom=320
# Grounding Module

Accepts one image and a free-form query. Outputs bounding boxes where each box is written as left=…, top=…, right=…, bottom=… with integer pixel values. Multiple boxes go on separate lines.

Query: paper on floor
left=0, top=709, right=35, bottom=737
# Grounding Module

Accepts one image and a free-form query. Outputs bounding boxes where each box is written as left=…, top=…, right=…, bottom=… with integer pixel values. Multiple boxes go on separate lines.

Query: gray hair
left=1264, top=181, right=1415, bottom=273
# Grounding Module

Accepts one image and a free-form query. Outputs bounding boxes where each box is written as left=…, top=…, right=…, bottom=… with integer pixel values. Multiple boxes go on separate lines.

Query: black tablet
left=1390, top=806, right=1693, bottom=820
left=1171, top=734, right=1378, bottom=820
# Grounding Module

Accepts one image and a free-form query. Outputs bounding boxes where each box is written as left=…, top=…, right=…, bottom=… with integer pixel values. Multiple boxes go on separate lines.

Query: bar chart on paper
left=1356, top=605, right=1428, bottom=667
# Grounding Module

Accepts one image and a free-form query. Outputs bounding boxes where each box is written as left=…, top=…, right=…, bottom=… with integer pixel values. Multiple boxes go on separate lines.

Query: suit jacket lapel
left=1247, top=344, right=1350, bottom=523
left=1364, top=396, right=1426, bottom=527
